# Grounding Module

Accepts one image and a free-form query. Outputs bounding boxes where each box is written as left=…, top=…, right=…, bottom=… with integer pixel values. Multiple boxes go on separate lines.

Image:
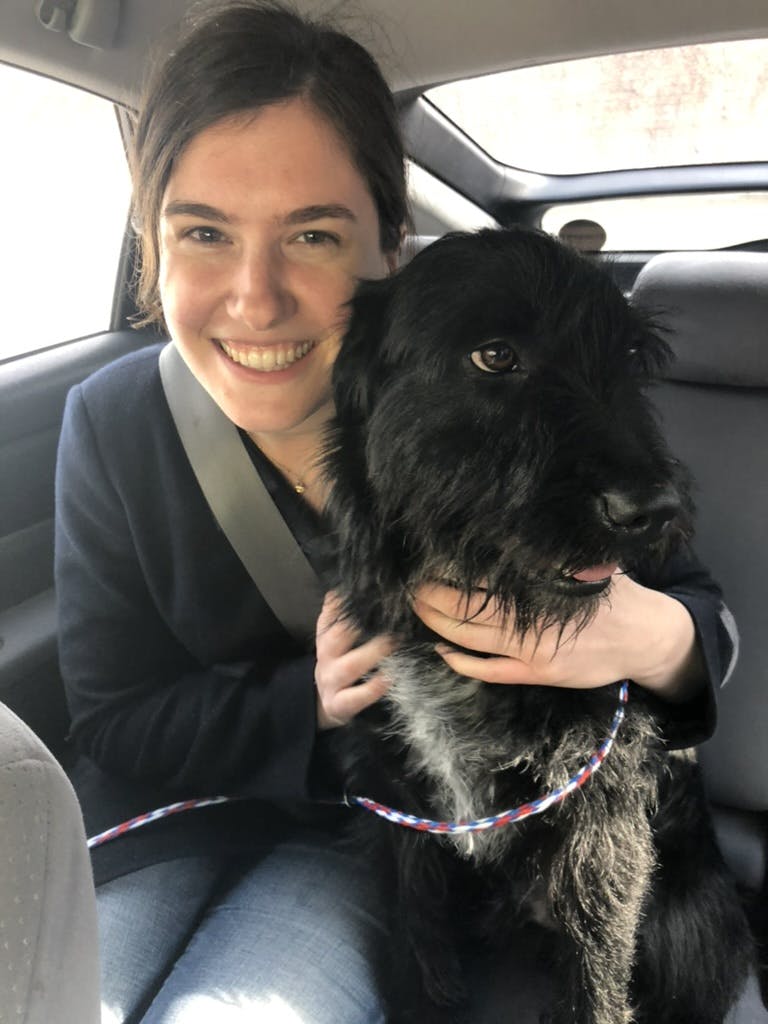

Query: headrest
left=631, top=251, right=768, bottom=387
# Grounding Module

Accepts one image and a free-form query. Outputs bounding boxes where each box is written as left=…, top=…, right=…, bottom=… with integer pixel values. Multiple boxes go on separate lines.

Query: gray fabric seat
left=0, top=701, right=100, bottom=1023
left=631, top=251, right=768, bottom=893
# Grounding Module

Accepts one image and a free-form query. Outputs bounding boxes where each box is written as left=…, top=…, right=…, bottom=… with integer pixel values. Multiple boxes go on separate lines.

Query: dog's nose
left=598, top=486, right=681, bottom=540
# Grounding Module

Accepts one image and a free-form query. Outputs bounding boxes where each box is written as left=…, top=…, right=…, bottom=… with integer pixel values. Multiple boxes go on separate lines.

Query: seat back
left=631, top=251, right=768, bottom=889
left=0, top=701, right=100, bottom=1022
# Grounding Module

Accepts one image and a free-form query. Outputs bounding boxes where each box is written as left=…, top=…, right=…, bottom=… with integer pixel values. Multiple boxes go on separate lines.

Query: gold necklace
left=263, top=451, right=311, bottom=495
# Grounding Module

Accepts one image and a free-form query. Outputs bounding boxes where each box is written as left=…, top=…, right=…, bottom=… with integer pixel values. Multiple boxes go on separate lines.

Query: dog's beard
left=353, top=460, right=694, bottom=642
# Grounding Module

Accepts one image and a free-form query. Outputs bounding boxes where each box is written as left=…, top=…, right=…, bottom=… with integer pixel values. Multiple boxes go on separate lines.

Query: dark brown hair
left=130, top=0, right=408, bottom=325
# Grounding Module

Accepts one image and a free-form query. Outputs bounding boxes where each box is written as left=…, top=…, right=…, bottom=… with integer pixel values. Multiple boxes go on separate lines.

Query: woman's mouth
left=216, top=338, right=316, bottom=372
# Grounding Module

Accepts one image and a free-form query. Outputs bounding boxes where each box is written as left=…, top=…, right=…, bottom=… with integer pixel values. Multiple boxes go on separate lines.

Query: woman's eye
left=469, top=342, right=520, bottom=374
left=296, top=230, right=340, bottom=247
left=184, top=226, right=226, bottom=245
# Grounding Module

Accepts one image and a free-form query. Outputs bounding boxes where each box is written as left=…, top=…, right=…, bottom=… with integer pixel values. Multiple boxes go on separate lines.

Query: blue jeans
left=97, top=837, right=388, bottom=1024
left=97, top=836, right=767, bottom=1024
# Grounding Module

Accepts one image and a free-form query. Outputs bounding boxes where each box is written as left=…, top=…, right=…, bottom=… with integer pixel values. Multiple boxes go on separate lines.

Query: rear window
left=542, top=193, right=768, bottom=252
left=427, top=39, right=768, bottom=174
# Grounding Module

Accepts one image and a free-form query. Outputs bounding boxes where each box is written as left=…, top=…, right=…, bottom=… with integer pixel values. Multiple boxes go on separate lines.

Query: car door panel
left=0, top=330, right=156, bottom=756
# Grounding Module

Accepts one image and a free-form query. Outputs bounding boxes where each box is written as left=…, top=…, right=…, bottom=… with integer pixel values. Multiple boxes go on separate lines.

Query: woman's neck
left=248, top=417, right=331, bottom=513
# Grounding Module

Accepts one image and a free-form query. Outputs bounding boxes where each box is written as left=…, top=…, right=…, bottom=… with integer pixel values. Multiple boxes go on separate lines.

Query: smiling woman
left=53, top=3, right=407, bottom=1022
left=155, top=101, right=394, bottom=456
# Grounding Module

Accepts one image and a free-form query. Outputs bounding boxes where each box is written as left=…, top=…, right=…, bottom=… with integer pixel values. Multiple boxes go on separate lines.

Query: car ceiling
left=2, top=0, right=768, bottom=107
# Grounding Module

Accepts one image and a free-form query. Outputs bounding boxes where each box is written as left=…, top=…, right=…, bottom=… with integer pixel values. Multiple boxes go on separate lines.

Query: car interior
left=1, top=0, right=766, bottom=1019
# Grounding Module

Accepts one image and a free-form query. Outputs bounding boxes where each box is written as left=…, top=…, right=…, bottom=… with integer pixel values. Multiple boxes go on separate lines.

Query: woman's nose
left=227, top=248, right=297, bottom=330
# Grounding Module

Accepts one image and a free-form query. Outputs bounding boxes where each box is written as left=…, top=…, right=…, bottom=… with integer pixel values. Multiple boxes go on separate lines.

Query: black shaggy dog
left=322, top=228, right=753, bottom=1024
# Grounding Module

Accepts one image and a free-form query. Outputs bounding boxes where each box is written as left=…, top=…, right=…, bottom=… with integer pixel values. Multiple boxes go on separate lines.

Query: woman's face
left=158, top=98, right=396, bottom=438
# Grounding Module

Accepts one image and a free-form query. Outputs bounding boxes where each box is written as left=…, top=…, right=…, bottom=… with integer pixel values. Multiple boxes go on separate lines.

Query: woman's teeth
left=218, top=339, right=314, bottom=371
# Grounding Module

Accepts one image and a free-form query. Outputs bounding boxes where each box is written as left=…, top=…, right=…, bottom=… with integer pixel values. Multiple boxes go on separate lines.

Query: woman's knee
left=142, top=840, right=387, bottom=1024
left=97, top=856, right=227, bottom=1024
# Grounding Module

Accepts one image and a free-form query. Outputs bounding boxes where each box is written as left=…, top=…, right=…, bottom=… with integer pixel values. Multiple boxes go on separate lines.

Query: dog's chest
left=379, top=651, right=530, bottom=862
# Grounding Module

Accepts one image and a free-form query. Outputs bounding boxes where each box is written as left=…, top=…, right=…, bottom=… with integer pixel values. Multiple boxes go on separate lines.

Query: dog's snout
left=598, top=486, right=681, bottom=540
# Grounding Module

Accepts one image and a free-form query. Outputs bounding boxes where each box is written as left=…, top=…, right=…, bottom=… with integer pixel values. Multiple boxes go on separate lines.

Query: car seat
left=0, top=701, right=100, bottom=1023
left=631, top=249, right=768, bottom=963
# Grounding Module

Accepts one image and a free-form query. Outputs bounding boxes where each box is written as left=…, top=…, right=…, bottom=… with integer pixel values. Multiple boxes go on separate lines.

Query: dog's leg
left=382, top=829, right=470, bottom=1024
left=545, top=802, right=656, bottom=1024
left=631, top=754, right=753, bottom=1024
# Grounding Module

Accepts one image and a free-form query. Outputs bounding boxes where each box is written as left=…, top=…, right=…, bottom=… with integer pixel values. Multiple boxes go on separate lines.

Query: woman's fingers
left=315, top=591, right=394, bottom=729
left=319, top=671, right=392, bottom=729
left=330, top=634, right=396, bottom=689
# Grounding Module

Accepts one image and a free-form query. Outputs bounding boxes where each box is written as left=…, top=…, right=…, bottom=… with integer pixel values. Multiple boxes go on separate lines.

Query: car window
left=0, top=63, right=130, bottom=361
left=426, top=39, right=768, bottom=174
left=542, top=192, right=768, bottom=252
left=407, top=162, right=498, bottom=236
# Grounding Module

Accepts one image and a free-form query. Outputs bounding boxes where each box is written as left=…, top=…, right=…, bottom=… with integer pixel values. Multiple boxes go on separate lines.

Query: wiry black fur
left=322, top=227, right=753, bottom=1023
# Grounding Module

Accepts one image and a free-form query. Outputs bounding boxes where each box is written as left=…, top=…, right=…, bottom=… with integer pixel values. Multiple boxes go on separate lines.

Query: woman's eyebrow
left=284, top=204, right=357, bottom=225
left=163, top=200, right=230, bottom=222
left=161, top=201, right=358, bottom=225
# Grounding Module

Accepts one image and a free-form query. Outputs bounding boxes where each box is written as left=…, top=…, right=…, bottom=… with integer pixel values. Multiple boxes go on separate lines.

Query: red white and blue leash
left=348, top=681, right=629, bottom=834
left=87, top=681, right=629, bottom=849
left=86, top=796, right=232, bottom=849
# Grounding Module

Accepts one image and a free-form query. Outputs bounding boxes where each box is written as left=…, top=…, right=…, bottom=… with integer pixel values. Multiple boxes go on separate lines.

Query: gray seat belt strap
left=158, top=342, right=324, bottom=644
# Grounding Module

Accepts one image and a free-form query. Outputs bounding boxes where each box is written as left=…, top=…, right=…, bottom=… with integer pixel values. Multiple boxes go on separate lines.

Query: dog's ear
left=333, top=275, right=397, bottom=420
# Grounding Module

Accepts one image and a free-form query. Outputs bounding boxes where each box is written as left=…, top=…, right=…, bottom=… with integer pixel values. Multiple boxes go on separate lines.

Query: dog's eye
left=627, top=343, right=649, bottom=373
left=469, top=342, right=520, bottom=374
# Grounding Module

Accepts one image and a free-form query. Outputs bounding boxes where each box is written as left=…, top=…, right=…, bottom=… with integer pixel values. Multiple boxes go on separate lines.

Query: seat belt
left=158, top=341, right=324, bottom=645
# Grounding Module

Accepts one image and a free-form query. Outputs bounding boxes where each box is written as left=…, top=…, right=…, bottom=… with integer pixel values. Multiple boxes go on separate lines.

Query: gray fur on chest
left=380, top=650, right=529, bottom=863
left=378, top=650, right=657, bottom=867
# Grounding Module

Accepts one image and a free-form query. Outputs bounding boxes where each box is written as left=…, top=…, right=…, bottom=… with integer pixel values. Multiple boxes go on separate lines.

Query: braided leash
left=348, top=681, right=629, bottom=833
left=86, top=682, right=629, bottom=849
left=86, top=796, right=231, bottom=849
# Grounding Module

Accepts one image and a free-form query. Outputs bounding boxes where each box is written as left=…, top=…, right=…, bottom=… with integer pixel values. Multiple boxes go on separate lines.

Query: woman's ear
left=386, top=221, right=411, bottom=275
left=332, top=275, right=396, bottom=421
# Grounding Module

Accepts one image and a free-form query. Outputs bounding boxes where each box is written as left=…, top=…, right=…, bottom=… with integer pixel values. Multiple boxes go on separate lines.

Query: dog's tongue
left=570, top=562, right=619, bottom=583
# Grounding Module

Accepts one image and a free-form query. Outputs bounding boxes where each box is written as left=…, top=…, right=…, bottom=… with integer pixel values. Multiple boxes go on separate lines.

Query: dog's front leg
left=631, top=754, right=753, bottom=1023
left=546, top=806, right=656, bottom=1024
left=383, top=830, right=470, bottom=1024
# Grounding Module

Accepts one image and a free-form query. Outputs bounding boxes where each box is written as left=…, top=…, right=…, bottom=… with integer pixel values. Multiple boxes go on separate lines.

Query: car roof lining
left=1, top=0, right=767, bottom=106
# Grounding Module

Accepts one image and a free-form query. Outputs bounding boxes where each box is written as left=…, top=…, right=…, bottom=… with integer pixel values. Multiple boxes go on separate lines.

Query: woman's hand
left=411, top=573, right=704, bottom=703
left=315, top=592, right=395, bottom=730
